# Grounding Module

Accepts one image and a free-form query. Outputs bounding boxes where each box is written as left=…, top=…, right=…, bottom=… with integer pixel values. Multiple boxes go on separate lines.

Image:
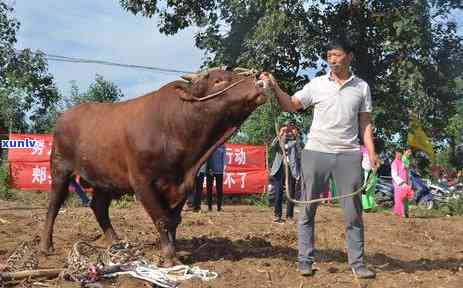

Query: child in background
left=391, top=151, right=413, bottom=217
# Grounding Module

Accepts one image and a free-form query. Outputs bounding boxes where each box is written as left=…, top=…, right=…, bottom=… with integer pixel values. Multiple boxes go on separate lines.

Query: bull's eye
left=215, top=79, right=222, bottom=84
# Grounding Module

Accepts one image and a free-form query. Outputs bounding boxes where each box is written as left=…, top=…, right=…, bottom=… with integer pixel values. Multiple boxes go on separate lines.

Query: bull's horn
left=233, top=67, right=250, bottom=72
left=205, top=67, right=220, bottom=73
left=181, top=73, right=201, bottom=82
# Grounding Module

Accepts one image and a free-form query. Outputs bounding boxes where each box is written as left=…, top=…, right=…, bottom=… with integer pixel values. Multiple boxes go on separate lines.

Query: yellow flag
left=407, top=116, right=435, bottom=161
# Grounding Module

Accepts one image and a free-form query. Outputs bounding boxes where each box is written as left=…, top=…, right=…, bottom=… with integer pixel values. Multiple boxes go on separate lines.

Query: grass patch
left=224, top=194, right=269, bottom=208
left=111, top=194, right=136, bottom=209
left=410, top=206, right=448, bottom=218
left=437, top=198, right=463, bottom=216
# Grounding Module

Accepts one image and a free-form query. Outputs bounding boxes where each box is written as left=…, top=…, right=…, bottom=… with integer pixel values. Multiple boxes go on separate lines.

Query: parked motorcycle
left=410, top=171, right=435, bottom=210
left=375, top=176, right=394, bottom=208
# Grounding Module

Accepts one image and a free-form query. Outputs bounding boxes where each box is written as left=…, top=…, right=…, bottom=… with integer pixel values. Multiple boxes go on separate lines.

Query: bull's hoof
left=104, top=230, right=120, bottom=243
left=95, top=235, right=119, bottom=248
left=176, top=250, right=192, bottom=258
left=39, top=242, right=55, bottom=255
left=159, top=257, right=182, bottom=268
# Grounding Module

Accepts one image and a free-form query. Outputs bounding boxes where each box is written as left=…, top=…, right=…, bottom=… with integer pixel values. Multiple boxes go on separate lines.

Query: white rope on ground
left=64, top=240, right=218, bottom=287
left=104, top=263, right=218, bottom=288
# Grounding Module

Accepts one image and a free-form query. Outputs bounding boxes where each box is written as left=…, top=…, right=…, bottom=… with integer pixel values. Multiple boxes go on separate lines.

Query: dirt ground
left=1, top=192, right=462, bottom=288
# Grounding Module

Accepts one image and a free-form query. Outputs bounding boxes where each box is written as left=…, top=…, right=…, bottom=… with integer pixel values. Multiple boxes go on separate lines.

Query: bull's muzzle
left=256, top=79, right=274, bottom=98
left=253, top=79, right=271, bottom=105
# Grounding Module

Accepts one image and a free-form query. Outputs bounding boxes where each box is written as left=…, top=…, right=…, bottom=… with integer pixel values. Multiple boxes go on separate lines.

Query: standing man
left=206, top=144, right=226, bottom=211
left=70, top=175, right=90, bottom=207
left=192, top=162, right=207, bottom=212
left=264, top=39, right=380, bottom=278
left=269, top=121, right=301, bottom=223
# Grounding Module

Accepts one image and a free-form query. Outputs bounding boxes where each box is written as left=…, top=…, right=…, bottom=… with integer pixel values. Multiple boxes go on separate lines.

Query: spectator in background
left=192, top=163, right=207, bottom=212
left=269, top=121, right=302, bottom=223
left=206, top=144, right=226, bottom=211
left=192, top=144, right=226, bottom=212
left=391, top=151, right=413, bottom=217
left=401, top=148, right=412, bottom=171
left=69, top=175, right=90, bottom=207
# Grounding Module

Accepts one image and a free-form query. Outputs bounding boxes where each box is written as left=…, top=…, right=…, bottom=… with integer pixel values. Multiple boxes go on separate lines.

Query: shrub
left=439, top=197, right=463, bottom=216
left=0, top=161, right=15, bottom=200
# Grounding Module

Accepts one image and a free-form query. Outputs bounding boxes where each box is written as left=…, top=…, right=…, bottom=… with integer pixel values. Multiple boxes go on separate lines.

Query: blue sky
left=10, top=1, right=463, bottom=101
left=12, top=0, right=203, bottom=100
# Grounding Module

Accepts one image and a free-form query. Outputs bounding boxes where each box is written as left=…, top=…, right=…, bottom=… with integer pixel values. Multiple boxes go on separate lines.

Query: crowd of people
left=190, top=144, right=226, bottom=212
left=268, top=123, right=433, bottom=220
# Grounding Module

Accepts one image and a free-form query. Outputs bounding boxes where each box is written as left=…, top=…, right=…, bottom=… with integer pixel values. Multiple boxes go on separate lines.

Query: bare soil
left=0, top=192, right=462, bottom=288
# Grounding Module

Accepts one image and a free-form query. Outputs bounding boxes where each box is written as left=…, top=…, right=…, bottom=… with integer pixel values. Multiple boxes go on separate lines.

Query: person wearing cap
left=263, top=38, right=379, bottom=279
left=269, top=121, right=301, bottom=223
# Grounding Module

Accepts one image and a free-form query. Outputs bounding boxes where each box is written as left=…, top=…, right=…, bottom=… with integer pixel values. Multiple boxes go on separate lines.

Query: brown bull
left=40, top=67, right=268, bottom=266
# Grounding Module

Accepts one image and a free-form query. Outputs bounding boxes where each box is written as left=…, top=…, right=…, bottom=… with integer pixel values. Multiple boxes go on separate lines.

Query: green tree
left=120, top=0, right=463, bottom=155
left=65, top=74, right=124, bottom=107
left=440, top=78, right=463, bottom=168
left=0, top=2, right=60, bottom=134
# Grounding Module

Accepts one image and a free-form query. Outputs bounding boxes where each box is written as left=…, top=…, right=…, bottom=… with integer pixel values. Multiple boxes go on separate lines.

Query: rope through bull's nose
left=192, top=75, right=255, bottom=102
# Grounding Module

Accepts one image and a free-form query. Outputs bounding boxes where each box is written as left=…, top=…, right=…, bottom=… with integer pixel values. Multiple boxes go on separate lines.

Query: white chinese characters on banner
left=224, top=172, right=247, bottom=189
left=30, top=140, right=52, bottom=156
left=32, top=166, right=51, bottom=184
left=31, top=140, right=44, bottom=155
left=225, top=147, right=246, bottom=165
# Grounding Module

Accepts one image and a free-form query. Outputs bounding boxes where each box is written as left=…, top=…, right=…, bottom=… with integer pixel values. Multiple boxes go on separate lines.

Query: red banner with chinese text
left=7, top=134, right=268, bottom=194
left=7, top=133, right=53, bottom=162
left=223, top=144, right=268, bottom=195
left=9, top=161, right=52, bottom=191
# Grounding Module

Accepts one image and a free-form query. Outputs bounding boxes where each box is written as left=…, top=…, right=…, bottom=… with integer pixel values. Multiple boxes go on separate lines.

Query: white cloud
left=12, top=0, right=204, bottom=100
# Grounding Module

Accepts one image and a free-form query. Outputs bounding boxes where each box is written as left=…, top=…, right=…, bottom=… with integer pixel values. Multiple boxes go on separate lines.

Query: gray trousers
left=298, top=150, right=364, bottom=269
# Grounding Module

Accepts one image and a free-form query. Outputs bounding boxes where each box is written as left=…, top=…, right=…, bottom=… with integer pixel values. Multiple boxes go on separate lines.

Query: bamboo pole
left=0, top=268, right=64, bottom=281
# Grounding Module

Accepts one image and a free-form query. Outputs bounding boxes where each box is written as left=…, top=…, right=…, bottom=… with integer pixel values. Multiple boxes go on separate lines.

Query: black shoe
left=273, top=217, right=285, bottom=224
left=352, top=266, right=376, bottom=279
left=298, top=262, right=313, bottom=276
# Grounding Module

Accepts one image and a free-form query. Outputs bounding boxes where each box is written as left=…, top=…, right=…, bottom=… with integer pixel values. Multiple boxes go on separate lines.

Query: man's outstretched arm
left=263, top=73, right=303, bottom=113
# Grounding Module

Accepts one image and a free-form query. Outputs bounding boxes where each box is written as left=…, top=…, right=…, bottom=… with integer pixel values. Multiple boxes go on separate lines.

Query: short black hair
left=325, top=38, right=354, bottom=54
left=283, top=120, right=296, bottom=126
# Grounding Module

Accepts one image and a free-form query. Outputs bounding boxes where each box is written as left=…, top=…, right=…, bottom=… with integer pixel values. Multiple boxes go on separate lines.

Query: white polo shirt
left=294, top=73, right=372, bottom=153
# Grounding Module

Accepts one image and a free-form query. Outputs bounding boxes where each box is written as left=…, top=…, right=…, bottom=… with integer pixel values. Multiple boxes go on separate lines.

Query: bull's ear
left=190, top=75, right=209, bottom=99
left=174, top=74, right=208, bottom=101
left=172, top=83, right=195, bottom=101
